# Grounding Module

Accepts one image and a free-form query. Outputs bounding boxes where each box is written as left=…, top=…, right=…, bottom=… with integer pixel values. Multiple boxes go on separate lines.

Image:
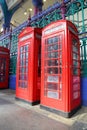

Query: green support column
left=80, top=0, right=85, bottom=32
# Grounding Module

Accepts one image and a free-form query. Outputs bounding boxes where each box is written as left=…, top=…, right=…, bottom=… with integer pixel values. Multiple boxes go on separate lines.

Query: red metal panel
left=16, top=27, right=42, bottom=104
left=0, top=47, right=10, bottom=89
left=41, top=20, right=81, bottom=116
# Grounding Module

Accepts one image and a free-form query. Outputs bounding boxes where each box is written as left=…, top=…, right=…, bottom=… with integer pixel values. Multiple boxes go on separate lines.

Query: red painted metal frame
left=41, top=20, right=81, bottom=113
left=0, top=47, right=10, bottom=89
left=16, top=27, right=42, bottom=104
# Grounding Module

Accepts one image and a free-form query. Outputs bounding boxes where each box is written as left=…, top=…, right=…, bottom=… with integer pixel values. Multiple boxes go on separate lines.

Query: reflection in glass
left=73, top=61, right=78, bottom=66
left=73, top=39, right=78, bottom=46
left=54, top=68, right=58, bottom=74
left=48, top=68, right=53, bottom=74
left=53, top=37, right=58, bottom=43
left=73, top=53, right=78, bottom=60
left=47, top=68, right=58, bottom=74
left=47, top=91, right=58, bottom=99
left=25, top=45, right=29, bottom=51
left=54, top=44, right=58, bottom=50
left=73, top=45, right=78, bottom=53
left=23, top=53, right=25, bottom=59
left=48, top=60, right=58, bottom=66
left=48, top=52, right=58, bottom=58
left=47, top=37, right=58, bottom=45
left=73, top=68, right=78, bottom=75
left=47, top=38, right=53, bottom=44
left=26, top=68, right=28, bottom=73
left=20, top=54, right=23, bottom=60
left=48, top=46, right=54, bottom=51
left=48, top=83, right=58, bottom=90
left=0, top=77, right=4, bottom=82
left=20, top=47, right=22, bottom=53
left=47, top=75, right=58, bottom=83
left=50, top=52, right=56, bottom=58
left=26, top=52, right=28, bottom=59
left=22, top=68, right=25, bottom=73
left=48, top=44, right=58, bottom=51
left=21, top=46, right=24, bottom=52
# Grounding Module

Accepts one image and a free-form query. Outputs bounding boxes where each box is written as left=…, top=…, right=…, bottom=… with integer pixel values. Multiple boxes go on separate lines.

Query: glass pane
left=20, top=47, right=22, bottom=53
left=48, top=46, right=54, bottom=51
left=25, top=68, right=28, bottom=73
left=73, top=45, right=78, bottom=53
left=73, top=60, right=79, bottom=66
left=73, top=39, right=78, bottom=46
left=47, top=38, right=53, bottom=45
left=48, top=60, right=58, bottom=66
left=53, top=44, right=58, bottom=50
left=47, top=68, right=62, bottom=74
left=47, top=75, right=58, bottom=83
left=21, top=46, right=24, bottom=52
left=23, top=53, right=25, bottom=59
left=53, top=37, right=58, bottom=43
left=25, top=45, right=29, bottom=51
left=73, top=68, right=79, bottom=75
left=20, top=53, right=23, bottom=60
left=47, top=68, right=58, bottom=74
left=47, top=83, right=58, bottom=90
left=25, top=60, right=28, bottom=66
left=48, top=52, right=58, bottom=58
left=47, top=91, right=59, bottom=99
left=73, top=53, right=78, bottom=60
left=26, top=52, right=28, bottom=59
left=73, top=83, right=80, bottom=91
left=73, top=76, right=80, bottom=83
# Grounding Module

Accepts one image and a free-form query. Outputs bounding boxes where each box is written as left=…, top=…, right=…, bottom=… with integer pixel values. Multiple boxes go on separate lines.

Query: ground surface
left=0, top=89, right=87, bottom=130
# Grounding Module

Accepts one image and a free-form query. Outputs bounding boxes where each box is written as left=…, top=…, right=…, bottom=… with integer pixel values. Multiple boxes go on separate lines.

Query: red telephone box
left=41, top=20, right=81, bottom=117
left=0, top=47, right=10, bottom=89
left=16, top=27, right=41, bottom=105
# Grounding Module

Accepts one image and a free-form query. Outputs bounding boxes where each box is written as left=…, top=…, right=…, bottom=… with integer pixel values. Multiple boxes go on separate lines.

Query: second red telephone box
left=41, top=20, right=81, bottom=117
left=16, top=27, right=41, bottom=105
left=0, top=47, right=10, bottom=89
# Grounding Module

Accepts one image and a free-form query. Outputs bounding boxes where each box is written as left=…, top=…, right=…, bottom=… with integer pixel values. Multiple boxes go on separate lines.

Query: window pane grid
left=18, top=44, right=29, bottom=88
left=72, top=39, right=80, bottom=100
left=44, top=35, right=63, bottom=100
left=0, top=58, right=6, bottom=82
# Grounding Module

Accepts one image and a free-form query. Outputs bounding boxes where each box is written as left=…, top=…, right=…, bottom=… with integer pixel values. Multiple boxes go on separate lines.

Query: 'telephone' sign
left=19, top=34, right=33, bottom=42
left=44, top=25, right=64, bottom=35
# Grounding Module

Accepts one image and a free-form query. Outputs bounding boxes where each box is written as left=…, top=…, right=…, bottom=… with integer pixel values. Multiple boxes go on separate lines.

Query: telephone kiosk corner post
left=16, top=27, right=42, bottom=105
left=40, top=20, right=81, bottom=117
left=0, top=47, right=10, bottom=89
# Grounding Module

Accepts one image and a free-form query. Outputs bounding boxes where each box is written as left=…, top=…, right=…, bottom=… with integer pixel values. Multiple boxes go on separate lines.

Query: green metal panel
left=81, top=60, right=87, bottom=77
left=9, top=55, right=17, bottom=74
left=80, top=38, right=87, bottom=76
